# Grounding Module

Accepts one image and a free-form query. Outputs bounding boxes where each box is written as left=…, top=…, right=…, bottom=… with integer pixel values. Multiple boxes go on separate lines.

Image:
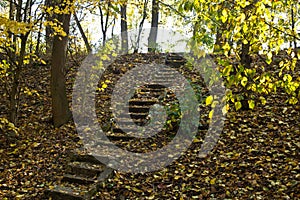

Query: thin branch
left=158, top=1, right=189, bottom=19
left=264, top=20, right=300, bottom=41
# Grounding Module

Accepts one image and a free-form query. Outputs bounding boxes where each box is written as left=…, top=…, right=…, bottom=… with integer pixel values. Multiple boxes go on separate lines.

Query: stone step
left=70, top=153, right=109, bottom=165
left=62, top=174, right=97, bottom=184
left=133, top=91, right=164, bottom=98
left=128, top=105, right=150, bottom=113
left=129, top=98, right=157, bottom=106
left=114, top=117, right=147, bottom=125
left=106, top=132, right=135, bottom=140
left=153, top=75, right=176, bottom=80
left=143, top=84, right=166, bottom=89
left=151, top=81, right=174, bottom=86
left=112, top=127, right=138, bottom=134
left=129, top=112, right=149, bottom=119
left=138, top=87, right=166, bottom=93
left=67, top=161, right=106, bottom=179
left=44, top=185, right=86, bottom=200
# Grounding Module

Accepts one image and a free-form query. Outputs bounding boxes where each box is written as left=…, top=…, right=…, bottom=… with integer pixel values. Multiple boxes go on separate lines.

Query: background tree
left=120, top=0, right=129, bottom=53
left=50, top=0, right=73, bottom=127
left=148, top=0, right=159, bottom=52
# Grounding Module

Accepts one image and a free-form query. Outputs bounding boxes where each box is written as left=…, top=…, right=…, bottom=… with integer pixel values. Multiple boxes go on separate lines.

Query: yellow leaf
left=10, top=143, right=16, bottom=147
left=193, top=138, right=201, bottom=143
left=210, top=178, right=216, bottom=185
left=248, top=100, right=255, bottom=109
left=222, top=104, right=229, bottom=115
left=102, top=83, right=108, bottom=89
left=206, top=95, right=213, bottom=106
left=41, top=60, right=46, bottom=65
left=221, top=9, right=228, bottom=23
left=235, top=101, right=242, bottom=110
left=259, top=96, right=266, bottom=105
left=241, top=77, right=248, bottom=87
left=209, top=110, right=214, bottom=119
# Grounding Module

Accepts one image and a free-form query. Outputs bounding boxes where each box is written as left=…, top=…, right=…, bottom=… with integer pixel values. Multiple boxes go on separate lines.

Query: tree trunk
left=291, top=2, right=297, bottom=49
left=99, top=2, right=111, bottom=46
left=240, top=42, right=251, bottom=68
left=148, top=0, right=159, bottom=52
left=45, top=0, right=53, bottom=56
left=51, top=9, right=72, bottom=127
left=120, top=1, right=128, bottom=53
left=74, top=12, right=92, bottom=53
left=134, top=0, right=148, bottom=53
left=9, top=35, right=28, bottom=124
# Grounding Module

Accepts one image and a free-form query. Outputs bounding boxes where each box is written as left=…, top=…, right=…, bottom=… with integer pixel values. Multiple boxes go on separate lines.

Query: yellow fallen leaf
left=210, top=178, right=216, bottom=185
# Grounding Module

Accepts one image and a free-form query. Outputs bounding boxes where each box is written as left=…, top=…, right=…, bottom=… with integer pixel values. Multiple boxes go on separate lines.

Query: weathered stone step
left=44, top=185, right=86, bottom=200
left=129, top=112, right=149, bottom=119
left=144, top=84, right=166, bottom=89
left=153, top=74, right=176, bottom=80
left=112, top=127, right=138, bottom=134
left=165, top=53, right=187, bottom=68
left=70, top=153, right=109, bottom=165
left=134, top=91, right=165, bottom=98
left=151, top=81, right=175, bottom=86
left=129, top=105, right=150, bottom=113
left=106, top=132, right=135, bottom=140
left=62, top=174, right=97, bottom=184
left=129, top=98, right=157, bottom=106
left=138, top=87, right=166, bottom=93
left=114, top=117, right=148, bottom=125
left=116, top=113, right=149, bottom=120
left=67, top=161, right=106, bottom=178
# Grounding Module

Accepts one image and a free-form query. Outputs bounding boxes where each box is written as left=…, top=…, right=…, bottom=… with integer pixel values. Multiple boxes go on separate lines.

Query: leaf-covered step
left=106, top=131, right=135, bottom=140
left=129, top=98, right=158, bottom=106
left=152, top=74, right=177, bottom=81
left=128, top=105, right=151, bottom=113
left=44, top=185, right=86, bottom=200
left=70, top=153, right=109, bottom=165
left=143, top=84, right=166, bottom=89
left=138, top=87, right=166, bottom=93
left=67, top=161, right=106, bottom=179
left=114, top=117, right=148, bottom=125
left=62, top=174, right=97, bottom=184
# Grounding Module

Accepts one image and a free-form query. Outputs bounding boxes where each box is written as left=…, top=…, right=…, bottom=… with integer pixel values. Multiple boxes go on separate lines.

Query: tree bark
left=120, top=1, right=128, bottom=53
left=45, top=0, right=53, bottom=56
left=51, top=7, right=72, bottom=127
left=148, top=0, right=159, bottom=52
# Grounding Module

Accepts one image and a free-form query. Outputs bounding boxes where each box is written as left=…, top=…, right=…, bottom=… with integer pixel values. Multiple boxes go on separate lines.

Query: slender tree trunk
left=121, top=1, right=128, bottom=53
left=35, top=20, right=42, bottom=56
left=99, top=2, right=111, bottom=46
left=291, top=2, right=297, bottom=49
left=148, top=0, right=159, bottom=52
left=45, top=0, right=53, bottom=56
left=74, top=12, right=92, bottom=53
left=51, top=7, right=72, bottom=127
left=134, top=0, right=148, bottom=53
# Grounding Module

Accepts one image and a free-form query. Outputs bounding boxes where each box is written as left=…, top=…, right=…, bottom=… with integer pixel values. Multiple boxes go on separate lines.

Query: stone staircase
left=44, top=153, right=113, bottom=200
left=45, top=53, right=186, bottom=199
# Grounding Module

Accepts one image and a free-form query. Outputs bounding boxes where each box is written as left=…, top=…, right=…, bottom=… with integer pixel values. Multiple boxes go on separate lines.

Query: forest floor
left=0, top=53, right=299, bottom=199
